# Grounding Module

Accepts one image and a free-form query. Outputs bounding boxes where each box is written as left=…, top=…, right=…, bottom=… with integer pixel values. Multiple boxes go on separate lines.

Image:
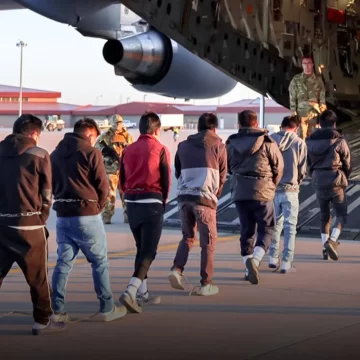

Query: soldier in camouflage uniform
left=289, top=57, right=327, bottom=140
left=95, top=114, right=133, bottom=224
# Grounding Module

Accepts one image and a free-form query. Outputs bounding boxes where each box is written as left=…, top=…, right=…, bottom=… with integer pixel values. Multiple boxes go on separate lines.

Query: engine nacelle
left=103, top=30, right=237, bottom=99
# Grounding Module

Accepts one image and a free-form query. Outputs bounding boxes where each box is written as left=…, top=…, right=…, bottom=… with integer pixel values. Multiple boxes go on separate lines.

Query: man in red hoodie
left=119, top=112, right=171, bottom=313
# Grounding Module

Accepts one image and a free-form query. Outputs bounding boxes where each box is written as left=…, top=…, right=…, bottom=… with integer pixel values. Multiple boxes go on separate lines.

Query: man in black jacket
left=227, top=110, right=284, bottom=285
left=306, top=110, right=351, bottom=261
left=51, top=118, right=126, bottom=322
left=0, top=114, right=66, bottom=335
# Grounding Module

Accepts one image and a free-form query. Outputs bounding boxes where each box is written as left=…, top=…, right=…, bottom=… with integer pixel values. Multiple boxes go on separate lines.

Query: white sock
left=138, top=279, right=148, bottom=295
left=281, top=261, right=291, bottom=271
left=321, top=233, right=329, bottom=246
left=243, top=254, right=253, bottom=266
left=269, top=256, right=279, bottom=265
left=127, top=277, right=142, bottom=298
left=253, top=246, right=266, bottom=267
left=330, top=228, right=340, bottom=242
left=32, top=321, right=49, bottom=330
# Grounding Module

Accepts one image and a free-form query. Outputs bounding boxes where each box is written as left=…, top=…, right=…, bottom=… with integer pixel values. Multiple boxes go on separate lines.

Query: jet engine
left=103, top=30, right=237, bottom=99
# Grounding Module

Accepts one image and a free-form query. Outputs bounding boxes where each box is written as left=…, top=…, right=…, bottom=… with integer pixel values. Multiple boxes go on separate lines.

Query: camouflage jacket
left=95, top=128, right=133, bottom=174
left=289, top=73, right=326, bottom=118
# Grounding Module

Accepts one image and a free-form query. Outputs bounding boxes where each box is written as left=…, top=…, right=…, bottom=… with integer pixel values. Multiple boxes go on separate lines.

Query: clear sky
left=0, top=8, right=259, bottom=106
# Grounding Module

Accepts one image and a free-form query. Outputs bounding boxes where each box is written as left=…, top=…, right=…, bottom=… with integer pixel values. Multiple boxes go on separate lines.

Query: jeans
left=173, top=202, right=217, bottom=285
left=235, top=200, right=275, bottom=256
left=316, top=187, right=347, bottom=234
left=52, top=214, right=114, bottom=314
left=269, top=191, right=299, bottom=262
left=127, top=202, right=164, bottom=280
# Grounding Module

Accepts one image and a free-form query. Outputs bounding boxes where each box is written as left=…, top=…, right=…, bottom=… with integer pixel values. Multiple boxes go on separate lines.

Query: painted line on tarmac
left=9, top=235, right=237, bottom=275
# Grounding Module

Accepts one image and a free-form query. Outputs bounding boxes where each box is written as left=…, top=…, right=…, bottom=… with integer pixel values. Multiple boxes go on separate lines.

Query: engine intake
left=103, top=30, right=237, bottom=99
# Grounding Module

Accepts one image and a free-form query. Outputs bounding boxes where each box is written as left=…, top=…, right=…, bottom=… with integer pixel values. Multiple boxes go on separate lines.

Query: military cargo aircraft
left=0, top=0, right=238, bottom=100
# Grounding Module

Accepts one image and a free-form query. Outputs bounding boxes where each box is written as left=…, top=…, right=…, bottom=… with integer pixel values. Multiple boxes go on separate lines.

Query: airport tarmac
left=1, top=127, right=360, bottom=358
left=1, top=230, right=360, bottom=359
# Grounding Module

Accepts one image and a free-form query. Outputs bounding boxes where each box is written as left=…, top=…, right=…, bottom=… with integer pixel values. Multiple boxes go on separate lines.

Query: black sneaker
left=322, top=248, right=328, bottom=260
left=324, top=240, right=339, bottom=261
left=32, top=320, right=67, bottom=336
left=246, top=258, right=260, bottom=285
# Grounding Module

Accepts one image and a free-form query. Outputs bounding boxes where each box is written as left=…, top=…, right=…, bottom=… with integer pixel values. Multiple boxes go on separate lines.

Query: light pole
left=16, top=40, right=27, bottom=117
left=143, top=94, right=147, bottom=102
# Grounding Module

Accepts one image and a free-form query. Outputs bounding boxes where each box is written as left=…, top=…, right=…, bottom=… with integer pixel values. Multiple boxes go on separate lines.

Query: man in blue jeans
left=50, top=118, right=126, bottom=322
left=269, top=116, right=307, bottom=273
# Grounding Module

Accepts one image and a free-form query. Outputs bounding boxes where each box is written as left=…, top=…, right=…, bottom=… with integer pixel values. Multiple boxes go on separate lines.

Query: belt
left=0, top=211, right=41, bottom=218
left=54, top=199, right=97, bottom=203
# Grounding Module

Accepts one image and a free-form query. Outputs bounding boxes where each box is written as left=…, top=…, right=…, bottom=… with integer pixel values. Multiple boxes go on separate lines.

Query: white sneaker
left=51, top=312, right=69, bottom=323
left=168, top=270, right=184, bottom=290
left=196, top=284, right=219, bottom=296
left=100, top=305, right=127, bottom=322
left=280, top=261, right=296, bottom=274
left=268, top=256, right=280, bottom=269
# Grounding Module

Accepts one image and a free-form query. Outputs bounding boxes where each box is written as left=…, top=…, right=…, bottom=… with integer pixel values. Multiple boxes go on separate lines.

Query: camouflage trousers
left=102, top=174, right=127, bottom=224
left=298, top=116, right=318, bottom=140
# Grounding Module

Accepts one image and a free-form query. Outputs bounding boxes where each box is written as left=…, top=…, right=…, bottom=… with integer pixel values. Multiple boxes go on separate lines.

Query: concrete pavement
left=2, top=233, right=360, bottom=359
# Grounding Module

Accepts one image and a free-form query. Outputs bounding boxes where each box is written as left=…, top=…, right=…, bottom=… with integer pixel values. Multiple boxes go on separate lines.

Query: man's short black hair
left=74, top=118, right=100, bottom=136
left=197, top=113, right=218, bottom=132
left=13, top=114, right=43, bottom=136
left=139, top=112, right=161, bottom=135
left=281, top=115, right=300, bottom=129
left=238, top=110, right=258, bottom=127
left=319, top=110, right=337, bottom=128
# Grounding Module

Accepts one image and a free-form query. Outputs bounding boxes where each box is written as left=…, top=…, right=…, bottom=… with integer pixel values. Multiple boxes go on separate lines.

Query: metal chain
left=54, top=199, right=97, bottom=203
left=0, top=211, right=41, bottom=217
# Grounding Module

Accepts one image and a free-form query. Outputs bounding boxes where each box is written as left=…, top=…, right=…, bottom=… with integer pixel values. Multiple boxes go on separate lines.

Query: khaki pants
left=102, top=173, right=127, bottom=223
left=298, top=116, right=318, bottom=140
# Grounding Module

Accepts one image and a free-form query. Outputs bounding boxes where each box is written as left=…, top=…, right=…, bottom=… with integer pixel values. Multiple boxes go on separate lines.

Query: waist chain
left=54, top=199, right=97, bottom=203
left=0, top=211, right=41, bottom=218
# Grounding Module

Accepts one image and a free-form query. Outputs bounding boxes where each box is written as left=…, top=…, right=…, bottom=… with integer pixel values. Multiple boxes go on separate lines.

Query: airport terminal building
left=0, top=84, right=290, bottom=129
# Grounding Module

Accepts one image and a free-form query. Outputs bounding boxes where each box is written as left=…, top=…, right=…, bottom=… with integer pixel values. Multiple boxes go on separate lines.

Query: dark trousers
left=173, top=202, right=217, bottom=286
left=235, top=200, right=275, bottom=257
left=316, top=187, right=347, bottom=234
left=0, top=226, right=52, bottom=325
left=127, top=202, right=164, bottom=281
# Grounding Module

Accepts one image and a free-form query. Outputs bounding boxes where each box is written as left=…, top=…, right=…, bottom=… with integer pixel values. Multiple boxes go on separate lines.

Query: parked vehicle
left=123, top=120, right=137, bottom=129
left=95, top=119, right=111, bottom=130
left=44, top=115, right=65, bottom=131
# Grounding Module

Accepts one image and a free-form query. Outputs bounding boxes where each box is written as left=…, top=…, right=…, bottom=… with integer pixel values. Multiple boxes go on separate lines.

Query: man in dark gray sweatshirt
left=306, top=110, right=351, bottom=261
left=227, top=110, right=284, bottom=285
left=269, top=116, right=307, bottom=273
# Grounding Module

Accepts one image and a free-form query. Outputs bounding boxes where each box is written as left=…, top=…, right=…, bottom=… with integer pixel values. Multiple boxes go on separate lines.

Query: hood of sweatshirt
left=306, top=128, right=341, bottom=156
left=271, top=131, right=298, bottom=152
left=0, top=134, right=37, bottom=158
left=186, top=129, right=222, bottom=148
left=227, top=128, right=267, bottom=156
left=54, top=133, right=92, bottom=159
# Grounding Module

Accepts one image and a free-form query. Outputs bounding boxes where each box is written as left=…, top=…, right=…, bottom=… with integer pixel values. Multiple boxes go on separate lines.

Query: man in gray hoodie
left=227, top=110, right=284, bottom=285
left=269, top=116, right=307, bottom=273
left=306, top=110, right=351, bottom=261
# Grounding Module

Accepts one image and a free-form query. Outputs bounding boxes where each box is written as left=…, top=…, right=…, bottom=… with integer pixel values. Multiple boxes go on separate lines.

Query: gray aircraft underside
left=0, top=0, right=237, bottom=100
